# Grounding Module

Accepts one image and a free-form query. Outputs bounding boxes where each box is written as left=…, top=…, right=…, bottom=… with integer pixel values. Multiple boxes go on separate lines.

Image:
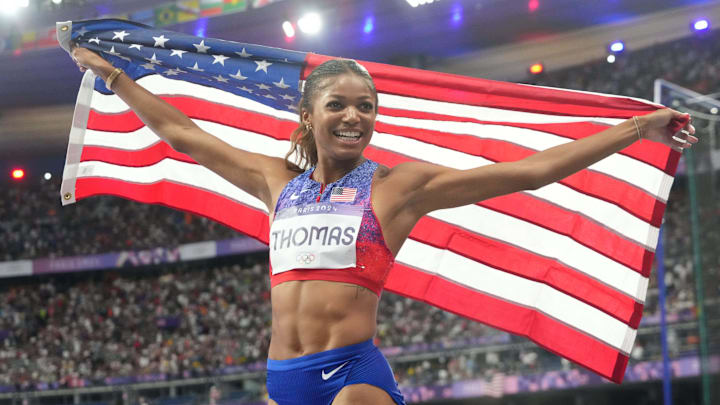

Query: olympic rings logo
left=296, top=252, right=315, bottom=265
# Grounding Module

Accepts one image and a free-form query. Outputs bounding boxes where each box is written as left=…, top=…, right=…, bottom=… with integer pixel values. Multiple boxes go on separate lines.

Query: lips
left=333, top=130, right=363, bottom=144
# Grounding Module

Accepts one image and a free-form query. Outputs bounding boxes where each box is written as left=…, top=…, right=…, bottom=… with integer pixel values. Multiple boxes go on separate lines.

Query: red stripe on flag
left=363, top=146, right=651, bottom=275
left=75, top=177, right=270, bottom=244
left=375, top=120, right=665, bottom=226
left=88, top=96, right=664, bottom=226
left=408, top=216, right=645, bottom=328
left=74, top=142, right=647, bottom=326
left=305, top=54, right=660, bottom=119
left=385, top=263, right=630, bottom=383
left=79, top=140, right=652, bottom=277
left=378, top=106, right=677, bottom=174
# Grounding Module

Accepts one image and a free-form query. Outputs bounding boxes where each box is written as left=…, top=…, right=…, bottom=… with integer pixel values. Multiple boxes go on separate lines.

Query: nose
left=342, top=106, right=360, bottom=124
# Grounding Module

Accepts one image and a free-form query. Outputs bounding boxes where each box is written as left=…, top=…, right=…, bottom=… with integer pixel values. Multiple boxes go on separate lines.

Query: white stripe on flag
left=73, top=159, right=268, bottom=213
left=378, top=93, right=626, bottom=125
left=428, top=206, right=648, bottom=302
left=372, top=131, right=659, bottom=249
left=396, top=238, right=638, bottom=354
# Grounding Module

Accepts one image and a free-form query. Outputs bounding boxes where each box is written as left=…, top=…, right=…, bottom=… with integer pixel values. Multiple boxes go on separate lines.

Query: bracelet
left=632, top=116, right=644, bottom=142
left=105, top=68, right=124, bottom=91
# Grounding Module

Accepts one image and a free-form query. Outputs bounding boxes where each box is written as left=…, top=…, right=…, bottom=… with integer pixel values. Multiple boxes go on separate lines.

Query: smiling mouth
left=333, top=130, right=363, bottom=142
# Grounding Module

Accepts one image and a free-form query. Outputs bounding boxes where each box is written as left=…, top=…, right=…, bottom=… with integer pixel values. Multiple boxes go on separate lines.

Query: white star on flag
left=189, top=62, right=204, bottom=72
left=212, top=55, right=230, bottom=66
left=129, top=44, right=143, bottom=51
left=193, top=40, right=211, bottom=53
left=170, top=49, right=187, bottom=58
left=76, top=27, right=89, bottom=37
left=145, top=53, right=162, bottom=65
left=273, top=77, right=290, bottom=89
left=263, top=94, right=276, bottom=100
left=239, top=86, right=253, bottom=93
left=280, top=94, right=295, bottom=101
left=235, top=48, right=252, bottom=58
left=163, top=69, right=179, bottom=76
left=105, top=46, right=121, bottom=57
left=140, top=63, right=156, bottom=70
left=229, top=70, right=247, bottom=80
left=153, top=35, right=170, bottom=48
left=112, top=31, right=129, bottom=41
left=256, top=83, right=271, bottom=90
left=254, top=59, right=272, bottom=73
left=88, top=37, right=100, bottom=45
left=213, top=75, right=229, bottom=83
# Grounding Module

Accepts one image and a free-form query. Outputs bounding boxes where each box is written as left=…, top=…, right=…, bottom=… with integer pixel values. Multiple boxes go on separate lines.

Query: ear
left=301, top=109, right=311, bottom=127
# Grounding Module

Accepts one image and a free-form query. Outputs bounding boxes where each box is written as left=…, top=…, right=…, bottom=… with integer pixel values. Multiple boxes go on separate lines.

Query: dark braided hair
left=284, top=59, right=378, bottom=171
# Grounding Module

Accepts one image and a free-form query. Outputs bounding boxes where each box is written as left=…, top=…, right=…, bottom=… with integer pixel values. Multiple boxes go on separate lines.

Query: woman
left=70, top=47, right=696, bottom=405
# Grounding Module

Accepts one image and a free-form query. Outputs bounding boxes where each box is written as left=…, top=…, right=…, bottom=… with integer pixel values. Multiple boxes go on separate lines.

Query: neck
left=312, top=157, right=366, bottom=185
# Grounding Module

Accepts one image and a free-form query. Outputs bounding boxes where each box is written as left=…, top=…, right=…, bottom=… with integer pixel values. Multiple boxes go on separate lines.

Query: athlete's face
left=303, top=73, right=377, bottom=163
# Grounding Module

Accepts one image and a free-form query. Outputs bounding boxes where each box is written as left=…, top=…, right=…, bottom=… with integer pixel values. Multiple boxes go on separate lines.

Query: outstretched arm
left=397, top=108, right=696, bottom=217
left=70, top=47, right=293, bottom=210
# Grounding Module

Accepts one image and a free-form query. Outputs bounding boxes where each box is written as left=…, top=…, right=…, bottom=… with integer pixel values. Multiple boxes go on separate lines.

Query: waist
left=269, top=280, right=379, bottom=360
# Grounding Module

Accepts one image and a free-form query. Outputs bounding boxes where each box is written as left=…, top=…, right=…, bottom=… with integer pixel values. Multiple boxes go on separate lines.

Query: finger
left=685, top=123, right=696, bottom=135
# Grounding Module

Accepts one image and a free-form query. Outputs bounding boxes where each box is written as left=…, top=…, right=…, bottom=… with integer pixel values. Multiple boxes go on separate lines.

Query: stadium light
left=0, top=0, right=29, bottom=15
left=529, top=63, right=544, bottom=75
left=44, top=172, right=52, bottom=181
left=609, top=41, right=625, bottom=53
left=711, top=107, right=718, bottom=115
left=607, top=54, right=616, bottom=64
left=451, top=4, right=462, bottom=25
left=363, top=16, right=374, bottom=34
left=693, top=19, right=710, bottom=32
left=406, top=0, right=438, bottom=7
left=52, top=0, right=63, bottom=4
left=282, top=21, right=296, bottom=39
left=11, top=168, right=25, bottom=180
left=297, top=12, right=322, bottom=35
left=528, top=0, right=540, bottom=12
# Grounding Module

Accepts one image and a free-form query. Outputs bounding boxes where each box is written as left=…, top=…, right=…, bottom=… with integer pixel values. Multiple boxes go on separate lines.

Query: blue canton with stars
left=71, top=19, right=305, bottom=113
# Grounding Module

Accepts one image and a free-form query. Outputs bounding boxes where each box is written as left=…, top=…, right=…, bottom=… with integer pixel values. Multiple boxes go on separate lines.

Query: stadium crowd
left=1, top=28, right=718, bottom=392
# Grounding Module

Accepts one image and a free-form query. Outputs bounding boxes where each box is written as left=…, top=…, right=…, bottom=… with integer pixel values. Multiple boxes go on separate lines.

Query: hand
left=71, top=45, right=112, bottom=74
left=639, top=109, right=697, bottom=152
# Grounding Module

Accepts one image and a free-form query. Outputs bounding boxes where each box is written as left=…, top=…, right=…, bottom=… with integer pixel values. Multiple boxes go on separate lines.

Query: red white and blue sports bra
left=268, top=159, right=394, bottom=296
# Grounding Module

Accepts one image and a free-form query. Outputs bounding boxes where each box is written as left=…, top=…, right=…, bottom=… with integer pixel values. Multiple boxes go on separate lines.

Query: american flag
left=329, top=187, right=357, bottom=203
left=57, top=19, right=686, bottom=383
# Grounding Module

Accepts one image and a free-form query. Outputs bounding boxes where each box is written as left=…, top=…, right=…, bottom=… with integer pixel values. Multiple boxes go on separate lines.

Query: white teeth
left=335, top=131, right=361, bottom=138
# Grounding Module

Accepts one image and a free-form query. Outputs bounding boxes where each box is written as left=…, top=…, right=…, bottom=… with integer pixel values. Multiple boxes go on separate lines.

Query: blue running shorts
left=266, top=339, right=405, bottom=405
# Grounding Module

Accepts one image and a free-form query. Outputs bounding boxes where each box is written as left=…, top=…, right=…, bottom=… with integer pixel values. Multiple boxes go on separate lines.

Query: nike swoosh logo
left=321, top=361, right=349, bottom=380
left=289, top=193, right=300, bottom=200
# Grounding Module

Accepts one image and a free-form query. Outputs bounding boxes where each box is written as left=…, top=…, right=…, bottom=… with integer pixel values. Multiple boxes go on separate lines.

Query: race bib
left=269, top=202, right=364, bottom=275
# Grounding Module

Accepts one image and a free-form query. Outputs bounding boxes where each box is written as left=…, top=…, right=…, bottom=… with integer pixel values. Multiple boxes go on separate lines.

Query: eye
left=360, top=102, right=374, bottom=111
left=327, top=101, right=342, bottom=109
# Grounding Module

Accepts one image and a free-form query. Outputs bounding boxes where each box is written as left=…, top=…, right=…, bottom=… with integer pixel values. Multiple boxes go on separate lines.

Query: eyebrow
left=327, top=94, right=374, bottom=100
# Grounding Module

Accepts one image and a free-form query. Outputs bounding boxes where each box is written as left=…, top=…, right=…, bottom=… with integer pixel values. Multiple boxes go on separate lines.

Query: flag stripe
left=85, top=78, right=671, bottom=202
left=409, top=216, right=645, bottom=327
left=79, top=139, right=655, bottom=276
left=73, top=156, right=648, bottom=305
left=83, top=93, right=664, bottom=241
left=373, top=115, right=674, bottom=203
left=378, top=106, right=677, bottom=173
left=74, top=178, right=271, bottom=244
left=79, top=122, right=657, bottom=273
left=395, top=239, right=637, bottom=354
left=75, top=164, right=642, bottom=328
left=385, top=262, right=630, bottom=383
left=305, top=54, right=660, bottom=118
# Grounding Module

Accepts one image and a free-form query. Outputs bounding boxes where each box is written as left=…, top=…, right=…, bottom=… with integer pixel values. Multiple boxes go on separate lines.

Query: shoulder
left=373, top=161, right=446, bottom=186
